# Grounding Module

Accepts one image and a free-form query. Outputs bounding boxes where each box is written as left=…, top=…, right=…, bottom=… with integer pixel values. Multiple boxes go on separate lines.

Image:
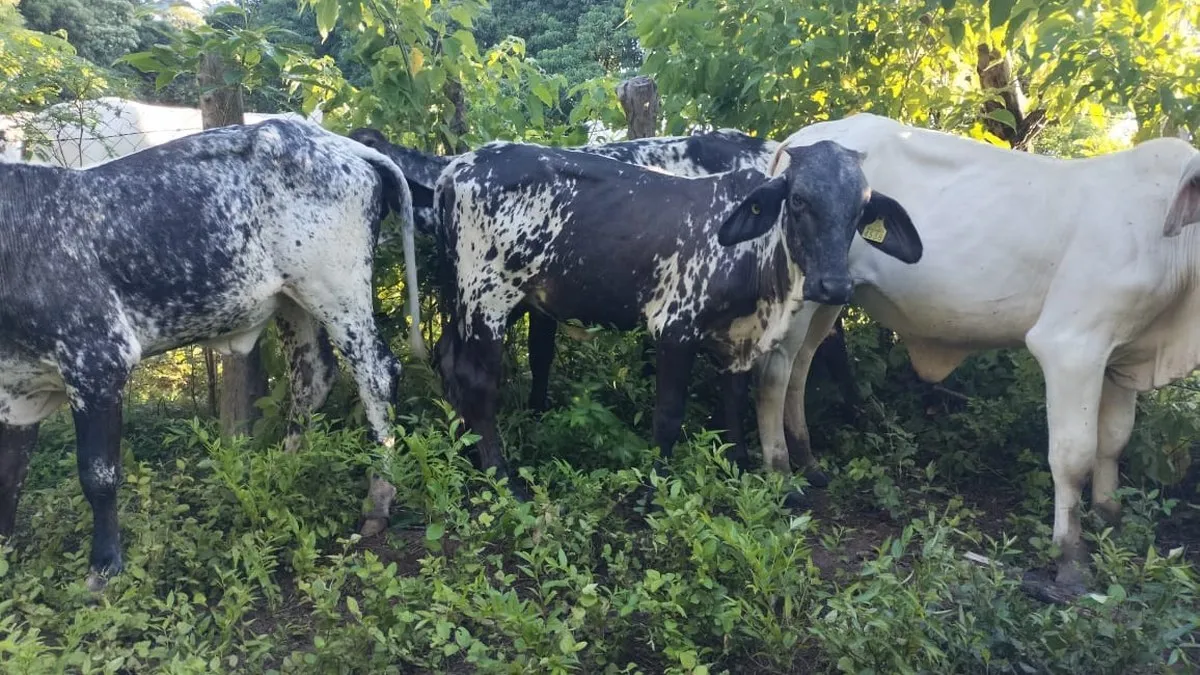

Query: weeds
left=2, top=324, right=1198, bottom=673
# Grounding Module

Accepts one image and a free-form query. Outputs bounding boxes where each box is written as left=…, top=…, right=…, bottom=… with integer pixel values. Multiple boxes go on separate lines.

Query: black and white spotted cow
left=432, top=140, right=923, bottom=491
left=351, top=127, right=858, bottom=442
left=349, top=127, right=782, bottom=236
left=0, top=118, right=421, bottom=589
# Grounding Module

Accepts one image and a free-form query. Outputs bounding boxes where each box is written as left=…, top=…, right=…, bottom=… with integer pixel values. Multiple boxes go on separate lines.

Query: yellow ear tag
left=861, top=219, right=887, bottom=244
left=751, top=203, right=762, bottom=215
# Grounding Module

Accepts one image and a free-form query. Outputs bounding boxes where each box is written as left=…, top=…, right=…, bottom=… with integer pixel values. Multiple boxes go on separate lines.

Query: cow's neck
left=714, top=230, right=806, bottom=371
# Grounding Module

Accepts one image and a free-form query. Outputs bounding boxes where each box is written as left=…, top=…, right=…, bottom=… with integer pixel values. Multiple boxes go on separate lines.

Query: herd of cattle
left=2, top=109, right=1200, bottom=596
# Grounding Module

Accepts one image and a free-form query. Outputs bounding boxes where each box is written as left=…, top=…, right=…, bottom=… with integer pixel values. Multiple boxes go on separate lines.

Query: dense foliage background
left=2, top=0, right=1200, bottom=672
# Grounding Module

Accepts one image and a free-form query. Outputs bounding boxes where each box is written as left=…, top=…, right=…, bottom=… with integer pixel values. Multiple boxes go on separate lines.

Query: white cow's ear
left=1165, top=155, right=1200, bottom=237
left=1165, top=176, right=1200, bottom=237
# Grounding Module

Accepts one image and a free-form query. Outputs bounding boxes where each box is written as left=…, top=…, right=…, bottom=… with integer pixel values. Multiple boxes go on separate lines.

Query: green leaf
left=346, top=596, right=360, bottom=617
left=946, top=18, right=965, bottom=47
left=426, top=522, right=445, bottom=541
left=558, top=632, right=576, bottom=655
left=452, top=30, right=479, bottom=58
left=118, top=52, right=167, bottom=73
left=315, top=0, right=340, bottom=41
left=984, top=108, right=1017, bottom=130
left=1136, top=0, right=1155, bottom=14
left=989, top=0, right=1016, bottom=28
left=449, top=5, right=475, bottom=28
left=210, top=4, right=247, bottom=18
left=531, top=81, right=554, bottom=106
left=1005, top=9, right=1033, bottom=45
left=154, top=71, right=178, bottom=90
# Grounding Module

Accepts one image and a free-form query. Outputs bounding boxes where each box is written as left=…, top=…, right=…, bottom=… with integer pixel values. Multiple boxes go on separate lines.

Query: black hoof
left=782, top=490, right=811, bottom=511
left=505, top=475, right=533, bottom=502
left=802, top=466, right=830, bottom=489
left=1020, top=568, right=1085, bottom=605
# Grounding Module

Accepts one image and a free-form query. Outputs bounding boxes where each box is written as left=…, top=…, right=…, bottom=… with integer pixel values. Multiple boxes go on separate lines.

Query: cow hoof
left=1020, top=568, right=1085, bottom=605
left=510, top=482, right=532, bottom=503
left=802, top=467, right=830, bottom=489
left=85, top=571, right=110, bottom=593
left=782, top=490, right=811, bottom=511
left=85, top=560, right=122, bottom=593
left=1054, top=560, right=1088, bottom=594
left=359, top=517, right=389, bottom=537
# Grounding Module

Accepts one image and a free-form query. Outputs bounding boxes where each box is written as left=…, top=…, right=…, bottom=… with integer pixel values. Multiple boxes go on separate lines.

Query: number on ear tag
left=861, top=219, right=887, bottom=243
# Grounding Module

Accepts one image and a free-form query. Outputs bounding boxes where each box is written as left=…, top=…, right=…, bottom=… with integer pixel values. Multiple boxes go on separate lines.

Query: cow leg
left=651, top=340, right=697, bottom=468
left=1027, top=336, right=1107, bottom=591
left=716, top=371, right=752, bottom=471
left=526, top=310, right=557, bottom=413
left=74, top=399, right=125, bottom=591
left=58, top=346, right=134, bottom=592
left=1093, top=378, right=1137, bottom=526
left=782, top=304, right=842, bottom=487
left=439, top=326, right=520, bottom=494
left=275, top=298, right=339, bottom=453
left=0, top=423, right=39, bottom=538
left=757, top=304, right=835, bottom=476
left=813, top=317, right=860, bottom=416
left=640, top=334, right=657, bottom=379
left=294, top=289, right=402, bottom=536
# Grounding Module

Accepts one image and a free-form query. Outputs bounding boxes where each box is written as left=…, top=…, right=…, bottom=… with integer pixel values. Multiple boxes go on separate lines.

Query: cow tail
left=350, top=142, right=428, bottom=360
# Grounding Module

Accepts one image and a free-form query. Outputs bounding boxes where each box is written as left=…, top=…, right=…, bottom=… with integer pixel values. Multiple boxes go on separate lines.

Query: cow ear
left=857, top=191, right=922, bottom=264
left=719, top=176, right=787, bottom=246
left=1165, top=174, right=1200, bottom=237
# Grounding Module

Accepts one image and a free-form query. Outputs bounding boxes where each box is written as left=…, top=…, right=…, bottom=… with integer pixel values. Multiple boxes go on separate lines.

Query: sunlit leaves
left=0, top=22, right=108, bottom=115
left=631, top=0, right=1200, bottom=144
left=301, top=0, right=619, bottom=154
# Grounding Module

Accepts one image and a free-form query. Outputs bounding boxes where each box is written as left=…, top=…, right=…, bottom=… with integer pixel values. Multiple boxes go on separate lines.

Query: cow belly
left=525, top=279, right=644, bottom=333
left=851, top=282, right=1035, bottom=351
left=129, top=291, right=282, bottom=358
left=0, top=352, right=67, bottom=425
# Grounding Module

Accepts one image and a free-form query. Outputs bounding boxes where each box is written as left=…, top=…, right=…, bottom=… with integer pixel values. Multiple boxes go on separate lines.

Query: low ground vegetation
left=3, top=316, right=1198, bottom=674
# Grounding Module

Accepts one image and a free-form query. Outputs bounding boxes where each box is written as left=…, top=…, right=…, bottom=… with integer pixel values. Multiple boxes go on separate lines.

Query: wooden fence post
left=617, top=76, right=660, bottom=140
left=198, top=52, right=268, bottom=440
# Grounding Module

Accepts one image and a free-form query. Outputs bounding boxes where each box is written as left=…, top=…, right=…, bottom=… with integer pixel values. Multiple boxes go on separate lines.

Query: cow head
left=348, top=128, right=454, bottom=235
left=717, top=140, right=922, bottom=305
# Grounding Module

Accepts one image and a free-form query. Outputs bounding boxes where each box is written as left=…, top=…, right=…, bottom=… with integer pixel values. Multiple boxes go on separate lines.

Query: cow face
left=717, top=141, right=922, bottom=305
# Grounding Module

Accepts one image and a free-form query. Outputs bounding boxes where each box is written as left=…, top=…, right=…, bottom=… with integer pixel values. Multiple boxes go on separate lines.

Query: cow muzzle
left=803, top=277, right=853, bottom=305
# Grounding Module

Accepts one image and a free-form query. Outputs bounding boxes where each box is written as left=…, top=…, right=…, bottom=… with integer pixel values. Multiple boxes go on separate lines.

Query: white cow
left=753, top=112, right=1199, bottom=590
left=4, top=97, right=321, bottom=167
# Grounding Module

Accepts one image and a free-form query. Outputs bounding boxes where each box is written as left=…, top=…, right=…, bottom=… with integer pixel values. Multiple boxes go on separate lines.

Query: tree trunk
left=976, top=44, right=1046, bottom=151
left=617, top=76, right=660, bottom=139
left=443, top=79, right=470, bottom=153
left=198, top=52, right=268, bottom=439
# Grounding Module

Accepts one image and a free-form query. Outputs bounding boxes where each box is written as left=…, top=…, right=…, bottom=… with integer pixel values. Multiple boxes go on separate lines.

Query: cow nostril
left=814, top=278, right=853, bottom=303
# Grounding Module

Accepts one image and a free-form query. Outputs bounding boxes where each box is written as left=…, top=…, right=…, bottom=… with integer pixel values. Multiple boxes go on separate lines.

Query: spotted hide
left=0, top=118, right=418, bottom=589
left=348, top=127, right=864, bottom=457
left=350, top=127, right=781, bottom=236
left=433, top=140, right=923, bottom=490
